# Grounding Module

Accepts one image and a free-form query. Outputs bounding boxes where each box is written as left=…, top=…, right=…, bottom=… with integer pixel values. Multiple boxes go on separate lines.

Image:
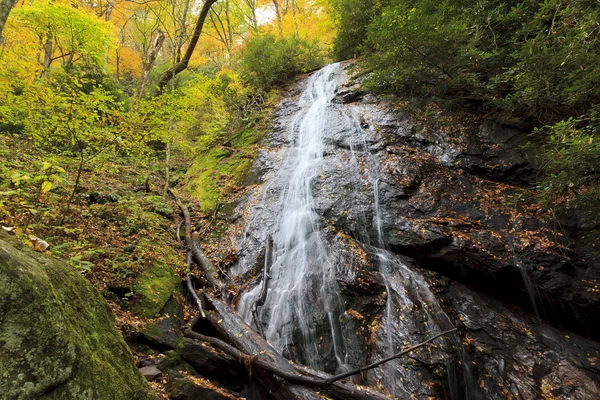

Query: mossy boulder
left=131, top=239, right=181, bottom=319
left=0, top=232, right=152, bottom=399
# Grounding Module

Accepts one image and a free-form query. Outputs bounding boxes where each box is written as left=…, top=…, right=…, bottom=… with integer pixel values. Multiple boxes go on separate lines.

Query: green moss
left=131, top=239, right=181, bottom=319
left=185, top=121, right=270, bottom=213
left=0, top=232, right=152, bottom=399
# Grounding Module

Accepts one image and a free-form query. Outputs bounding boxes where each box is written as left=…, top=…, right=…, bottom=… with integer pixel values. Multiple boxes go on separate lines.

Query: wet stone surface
left=219, top=63, right=600, bottom=399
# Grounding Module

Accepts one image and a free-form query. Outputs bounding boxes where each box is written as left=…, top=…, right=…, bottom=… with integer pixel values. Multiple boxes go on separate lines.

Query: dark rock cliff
left=218, top=63, right=600, bottom=399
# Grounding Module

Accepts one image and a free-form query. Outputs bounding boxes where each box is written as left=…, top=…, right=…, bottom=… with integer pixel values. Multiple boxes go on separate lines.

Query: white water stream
left=239, top=63, right=455, bottom=393
left=240, top=64, right=348, bottom=371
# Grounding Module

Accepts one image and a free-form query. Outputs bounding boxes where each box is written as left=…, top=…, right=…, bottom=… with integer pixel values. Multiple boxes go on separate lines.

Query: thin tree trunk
left=272, top=0, right=283, bottom=36
left=245, top=0, right=258, bottom=31
left=115, top=28, right=125, bottom=79
left=0, top=0, right=18, bottom=42
left=162, top=131, right=172, bottom=200
left=138, top=29, right=165, bottom=98
left=225, top=0, right=233, bottom=55
left=105, top=0, right=115, bottom=21
left=174, top=0, right=191, bottom=63
left=291, top=0, right=298, bottom=37
left=41, top=32, right=53, bottom=78
left=64, top=150, right=85, bottom=216
left=102, top=0, right=116, bottom=67
left=158, top=0, right=218, bottom=92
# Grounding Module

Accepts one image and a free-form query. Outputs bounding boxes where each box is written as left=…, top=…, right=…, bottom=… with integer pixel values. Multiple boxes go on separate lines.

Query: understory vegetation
left=330, top=0, right=600, bottom=218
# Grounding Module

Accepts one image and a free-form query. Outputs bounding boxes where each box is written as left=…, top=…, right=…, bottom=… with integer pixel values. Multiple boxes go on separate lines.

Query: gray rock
left=216, top=62, right=600, bottom=399
left=166, top=377, right=230, bottom=400
left=139, top=365, right=162, bottom=381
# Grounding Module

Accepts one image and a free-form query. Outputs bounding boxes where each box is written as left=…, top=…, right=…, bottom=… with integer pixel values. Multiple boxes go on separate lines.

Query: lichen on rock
left=0, top=231, right=152, bottom=399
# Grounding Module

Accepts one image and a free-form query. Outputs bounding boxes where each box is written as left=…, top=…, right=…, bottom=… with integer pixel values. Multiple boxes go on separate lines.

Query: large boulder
left=0, top=231, right=152, bottom=399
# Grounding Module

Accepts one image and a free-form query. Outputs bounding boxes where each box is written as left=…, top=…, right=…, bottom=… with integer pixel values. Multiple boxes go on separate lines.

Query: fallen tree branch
left=184, top=329, right=334, bottom=388
left=176, top=220, right=183, bottom=242
left=186, top=251, right=206, bottom=318
left=325, top=328, right=458, bottom=385
left=203, top=293, right=407, bottom=400
left=185, top=313, right=455, bottom=397
left=169, top=189, right=221, bottom=290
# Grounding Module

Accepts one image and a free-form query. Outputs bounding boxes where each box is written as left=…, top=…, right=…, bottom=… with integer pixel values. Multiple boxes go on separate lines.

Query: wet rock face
left=0, top=231, right=151, bottom=399
left=324, top=72, right=600, bottom=336
left=432, top=276, right=600, bottom=400
left=220, top=63, right=600, bottom=399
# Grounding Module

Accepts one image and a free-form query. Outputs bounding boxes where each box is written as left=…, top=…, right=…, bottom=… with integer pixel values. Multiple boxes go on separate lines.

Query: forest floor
left=0, top=131, right=247, bottom=398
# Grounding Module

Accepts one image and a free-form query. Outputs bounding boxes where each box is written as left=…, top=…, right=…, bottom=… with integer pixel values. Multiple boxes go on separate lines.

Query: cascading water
left=239, top=64, right=348, bottom=372
left=238, top=63, right=456, bottom=395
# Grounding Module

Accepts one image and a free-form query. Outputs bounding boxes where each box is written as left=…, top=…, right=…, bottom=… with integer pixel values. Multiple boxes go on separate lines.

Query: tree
left=157, top=0, right=219, bottom=92
left=137, top=29, right=165, bottom=98
left=13, top=3, right=111, bottom=75
left=23, top=74, right=126, bottom=212
left=0, top=0, right=18, bottom=42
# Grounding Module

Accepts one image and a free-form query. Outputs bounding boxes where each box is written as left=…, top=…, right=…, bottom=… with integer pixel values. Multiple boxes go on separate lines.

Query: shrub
left=242, top=34, right=325, bottom=92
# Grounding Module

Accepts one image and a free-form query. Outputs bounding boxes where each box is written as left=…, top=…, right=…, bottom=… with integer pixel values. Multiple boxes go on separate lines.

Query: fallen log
left=169, top=189, right=221, bottom=290
left=203, top=293, right=408, bottom=400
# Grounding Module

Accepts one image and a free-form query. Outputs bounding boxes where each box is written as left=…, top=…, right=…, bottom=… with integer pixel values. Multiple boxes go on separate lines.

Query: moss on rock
left=0, top=232, right=152, bottom=399
left=184, top=123, right=270, bottom=213
left=131, top=239, right=181, bottom=319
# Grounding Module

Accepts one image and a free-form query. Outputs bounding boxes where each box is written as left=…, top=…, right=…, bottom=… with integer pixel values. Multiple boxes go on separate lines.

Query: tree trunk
left=0, top=0, right=17, bottom=42
left=244, top=0, right=258, bottom=31
left=272, top=0, right=283, bottom=36
left=137, top=29, right=166, bottom=98
left=225, top=0, right=233, bottom=54
left=291, top=0, right=299, bottom=37
left=41, top=32, right=53, bottom=78
left=157, top=0, right=218, bottom=92
left=105, top=0, right=115, bottom=21
left=162, top=133, right=172, bottom=200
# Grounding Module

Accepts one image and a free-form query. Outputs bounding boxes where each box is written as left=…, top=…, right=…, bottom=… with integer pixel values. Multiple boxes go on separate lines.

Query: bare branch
left=325, top=328, right=458, bottom=385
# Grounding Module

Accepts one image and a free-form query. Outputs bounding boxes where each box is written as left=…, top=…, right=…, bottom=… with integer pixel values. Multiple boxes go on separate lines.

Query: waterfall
left=239, top=64, right=348, bottom=371
left=238, top=63, right=456, bottom=394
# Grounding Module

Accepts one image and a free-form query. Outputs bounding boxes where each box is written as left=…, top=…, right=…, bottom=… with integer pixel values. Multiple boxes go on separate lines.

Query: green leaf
left=41, top=181, right=53, bottom=193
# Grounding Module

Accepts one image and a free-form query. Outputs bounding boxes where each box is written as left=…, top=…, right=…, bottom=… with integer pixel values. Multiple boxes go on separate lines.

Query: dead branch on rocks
left=185, top=251, right=206, bottom=318
left=324, top=328, right=458, bottom=385
left=170, top=189, right=221, bottom=290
